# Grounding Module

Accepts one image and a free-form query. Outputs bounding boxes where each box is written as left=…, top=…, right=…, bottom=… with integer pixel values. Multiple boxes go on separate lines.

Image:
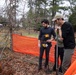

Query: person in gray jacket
left=53, top=26, right=64, bottom=73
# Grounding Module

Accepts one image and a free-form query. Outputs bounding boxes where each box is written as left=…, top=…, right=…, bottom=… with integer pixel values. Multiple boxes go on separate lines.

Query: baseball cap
left=52, top=14, right=64, bottom=21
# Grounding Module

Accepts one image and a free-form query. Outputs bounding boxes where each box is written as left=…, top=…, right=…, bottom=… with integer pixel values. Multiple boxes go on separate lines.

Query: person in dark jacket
left=52, top=14, right=75, bottom=74
left=38, top=19, right=56, bottom=72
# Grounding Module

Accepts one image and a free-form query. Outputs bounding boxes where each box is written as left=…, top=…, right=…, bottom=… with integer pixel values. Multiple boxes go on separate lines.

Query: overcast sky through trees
left=0, top=0, right=71, bottom=19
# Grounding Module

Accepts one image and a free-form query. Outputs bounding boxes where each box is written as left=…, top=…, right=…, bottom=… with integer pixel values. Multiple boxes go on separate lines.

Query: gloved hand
left=38, top=40, right=40, bottom=47
left=38, top=43, right=40, bottom=47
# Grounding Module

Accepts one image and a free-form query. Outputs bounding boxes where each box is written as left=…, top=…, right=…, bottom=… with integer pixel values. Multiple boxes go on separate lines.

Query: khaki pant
left=62, top=49, right=74, bottom=74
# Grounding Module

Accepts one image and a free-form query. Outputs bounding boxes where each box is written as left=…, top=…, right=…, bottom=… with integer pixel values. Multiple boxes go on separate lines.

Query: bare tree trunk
left=8, top=0, right=17, bottom=51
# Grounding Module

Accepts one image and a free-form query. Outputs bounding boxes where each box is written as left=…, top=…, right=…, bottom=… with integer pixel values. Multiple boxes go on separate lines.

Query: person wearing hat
left=52, top=25, right=64, bottom=73
left=52, top=14, right=75, bottom=74
left=38, top=19, right=56, bottom=72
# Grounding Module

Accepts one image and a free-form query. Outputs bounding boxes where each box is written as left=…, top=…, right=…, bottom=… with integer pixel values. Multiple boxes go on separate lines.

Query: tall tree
left=63, top=0, right=76, bottom=16
left=26, top=0, right=70, bottom=30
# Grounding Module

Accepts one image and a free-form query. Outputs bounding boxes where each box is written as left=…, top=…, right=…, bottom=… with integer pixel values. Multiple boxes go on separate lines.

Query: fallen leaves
left=0, top=49, right=56, bottom=75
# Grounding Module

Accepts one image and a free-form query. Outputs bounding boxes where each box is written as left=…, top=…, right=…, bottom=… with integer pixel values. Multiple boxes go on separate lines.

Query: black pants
left=38, top=44, right=51, bottom=69
left=53, top=45, right=64, bottom=72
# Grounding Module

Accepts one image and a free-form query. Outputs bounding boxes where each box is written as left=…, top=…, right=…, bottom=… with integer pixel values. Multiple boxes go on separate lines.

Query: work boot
left=44, top=66, right=52, bottom=74
left=52, top=65, right=56, bottom=71
left=59, top=66, right=62, bottom=73
left=37, top=67, right=42, bottom=72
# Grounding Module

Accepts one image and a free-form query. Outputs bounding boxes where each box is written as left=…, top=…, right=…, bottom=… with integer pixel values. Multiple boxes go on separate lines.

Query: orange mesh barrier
left=64, top=60, right=76, bottom=75
left=13, top=34, right=56, bottom=63
left=64, top=50, right=76, bottom=75
left=13, top=34, right=76, bottom=64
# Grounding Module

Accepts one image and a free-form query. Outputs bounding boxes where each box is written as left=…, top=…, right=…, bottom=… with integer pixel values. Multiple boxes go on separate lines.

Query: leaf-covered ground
left=0, top=49, right=56, bottom=75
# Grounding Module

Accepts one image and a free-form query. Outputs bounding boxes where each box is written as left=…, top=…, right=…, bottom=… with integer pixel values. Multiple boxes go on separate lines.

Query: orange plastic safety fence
left=13, top=33, right=76, bottom=74
left=64, top=60, right=76, bottom=75
left=12, top=34, right=56, bottom=63
left=64, top=49, right=76, bottom=75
